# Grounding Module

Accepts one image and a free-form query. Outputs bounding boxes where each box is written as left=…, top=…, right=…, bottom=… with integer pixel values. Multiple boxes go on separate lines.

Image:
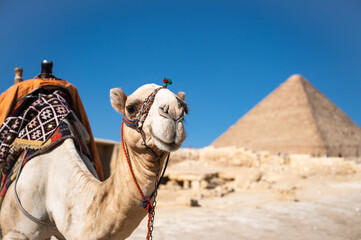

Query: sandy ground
left=1, top=151, right=360, bottom=240
left=129, top=162, right=361, bottom=240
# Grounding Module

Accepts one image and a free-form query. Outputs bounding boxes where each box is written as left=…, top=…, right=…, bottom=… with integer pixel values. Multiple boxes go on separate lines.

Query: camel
left=0, top=83, right=187, bottom=240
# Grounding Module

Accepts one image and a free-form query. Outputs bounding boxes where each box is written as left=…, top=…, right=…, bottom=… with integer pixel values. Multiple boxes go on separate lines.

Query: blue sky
left=1, top=0, right=360, bottom=148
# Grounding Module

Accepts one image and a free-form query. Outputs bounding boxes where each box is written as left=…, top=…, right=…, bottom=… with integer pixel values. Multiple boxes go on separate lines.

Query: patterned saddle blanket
left=0, top=88, right=95, bottom=205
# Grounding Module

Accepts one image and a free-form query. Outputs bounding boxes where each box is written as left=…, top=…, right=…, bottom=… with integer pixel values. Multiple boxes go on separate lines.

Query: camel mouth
left=150, top=129, right=181, bottom=152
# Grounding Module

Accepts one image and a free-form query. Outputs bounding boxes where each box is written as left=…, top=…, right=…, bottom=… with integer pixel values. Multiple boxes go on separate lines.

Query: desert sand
left=129, top=147, right=361, bottom=240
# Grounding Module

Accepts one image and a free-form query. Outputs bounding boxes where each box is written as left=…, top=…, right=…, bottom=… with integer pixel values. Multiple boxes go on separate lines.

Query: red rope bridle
left=120, top=79, right=172, bottom=240
left=121, top=122, right=170, bottom=240
left=121, top=121, right=153, bottom=239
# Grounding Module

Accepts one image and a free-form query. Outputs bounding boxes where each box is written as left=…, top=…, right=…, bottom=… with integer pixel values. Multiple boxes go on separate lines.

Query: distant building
left=95, top=138, right=120, bottom=179
left=212, top=74, right=361, bottom=157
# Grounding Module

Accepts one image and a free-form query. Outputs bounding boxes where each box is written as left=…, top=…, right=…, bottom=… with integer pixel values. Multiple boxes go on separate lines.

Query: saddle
left=0, top=79, right=104, bottom=204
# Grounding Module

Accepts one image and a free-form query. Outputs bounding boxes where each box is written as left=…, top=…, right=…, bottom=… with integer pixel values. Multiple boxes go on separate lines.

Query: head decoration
left=162, top=78, right=172, bottom=87
left=123, top=78, right=172, bottom=129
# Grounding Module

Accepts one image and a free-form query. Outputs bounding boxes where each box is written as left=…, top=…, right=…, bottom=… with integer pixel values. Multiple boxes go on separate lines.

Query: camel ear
left=177, top=91, right=186, bottom=101
left=110, top=88, right=127, bottom=114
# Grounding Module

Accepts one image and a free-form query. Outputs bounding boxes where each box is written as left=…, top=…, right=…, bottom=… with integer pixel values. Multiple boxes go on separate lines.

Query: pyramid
left=212, top=74, right=361, bottom=157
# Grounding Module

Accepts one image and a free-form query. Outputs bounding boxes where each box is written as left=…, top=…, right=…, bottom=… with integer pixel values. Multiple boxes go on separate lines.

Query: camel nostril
left=175, top=109, right=185, bottom=121
left=159, top=105, right=170, bottom=119
left=159, top=104, right=184, bottom=121
left=163, top=104, right=169, bottom=114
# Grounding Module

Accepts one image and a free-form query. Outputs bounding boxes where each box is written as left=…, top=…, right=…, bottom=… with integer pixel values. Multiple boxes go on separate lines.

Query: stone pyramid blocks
left=212, top=75, right=361, bottom=157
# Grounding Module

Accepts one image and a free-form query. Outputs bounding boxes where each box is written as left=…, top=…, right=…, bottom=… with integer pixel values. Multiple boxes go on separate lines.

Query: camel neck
left=79, top=138, right=168, bottom=239
left=115, top=142, right=167, bottom=198
left=82, top=144, right=167, bottom=239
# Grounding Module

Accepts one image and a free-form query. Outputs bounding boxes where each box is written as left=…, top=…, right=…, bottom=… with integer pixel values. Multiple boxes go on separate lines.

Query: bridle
left=123, top=85, right=164, bottom=129
left=123, top=85, right=166, bottom=156
left=121, top=79, right=173, bottom=240
left=123, top=78, right=173, bottom=131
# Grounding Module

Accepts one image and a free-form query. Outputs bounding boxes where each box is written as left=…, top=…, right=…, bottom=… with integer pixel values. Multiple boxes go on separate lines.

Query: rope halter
left=123, top=78, right=173, bottom=131
left=121, top=78, right=173, bottom=240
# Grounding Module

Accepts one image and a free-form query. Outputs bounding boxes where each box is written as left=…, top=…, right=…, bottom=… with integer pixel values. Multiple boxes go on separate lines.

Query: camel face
left=111, top=84, right=187, bottom=152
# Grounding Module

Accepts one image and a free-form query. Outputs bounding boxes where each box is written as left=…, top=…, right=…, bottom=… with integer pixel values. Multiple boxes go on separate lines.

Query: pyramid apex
left=285, top=74, right=307, bottom=83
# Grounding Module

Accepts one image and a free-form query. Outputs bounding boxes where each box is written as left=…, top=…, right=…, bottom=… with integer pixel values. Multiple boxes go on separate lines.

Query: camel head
left=110, top=84, right=188, bottom=153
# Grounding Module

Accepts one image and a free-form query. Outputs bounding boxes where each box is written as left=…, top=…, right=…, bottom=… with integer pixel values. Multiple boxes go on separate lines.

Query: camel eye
left=126, top=106, right=136, bottom=114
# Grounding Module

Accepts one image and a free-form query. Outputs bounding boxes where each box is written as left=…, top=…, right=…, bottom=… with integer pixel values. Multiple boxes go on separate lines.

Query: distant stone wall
left=172, top=146, right=361, bottom=173
left=164, top=147, right=361, bottom=204
left=95, top=138, right=120, bottom=179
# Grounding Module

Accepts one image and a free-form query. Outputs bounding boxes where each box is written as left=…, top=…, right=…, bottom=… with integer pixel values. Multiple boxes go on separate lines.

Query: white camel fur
left=0, top=83, right=187, bottom=240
